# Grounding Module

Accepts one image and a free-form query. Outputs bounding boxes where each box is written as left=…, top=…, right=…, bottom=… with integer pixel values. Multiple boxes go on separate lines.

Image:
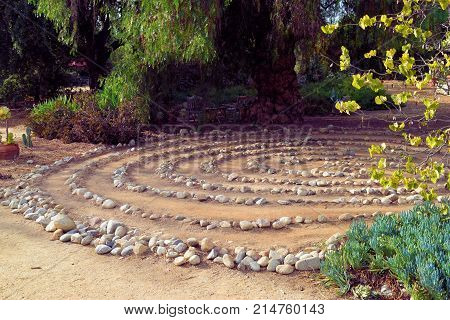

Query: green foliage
left=320, top=250, right=351, bottom=294
left=6, top=133, right=15, bottom=145
left=97, top=0, right=219, bottom=109
left=27, top=0, right=72, bottom=45
left=31, top=95, right=78, bottom=123
left=1, top=1, right=70, bottom=102
left=321, top=201, right=450, bottom=299
left=0, top=74, right=31, bottom=103
left=300, top=75, right=392, bottom=114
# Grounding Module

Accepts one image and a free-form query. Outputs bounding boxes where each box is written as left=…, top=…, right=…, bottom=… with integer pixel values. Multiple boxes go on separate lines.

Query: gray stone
left=257, top=256, right=269, bottom=267
left=249, top=261, right=261, bottom=272
left=176, top=191, right=188, bottom=199
left=107, top=220, right=122, bottom=234
left=338, top=213, right=354, bottom=221
left=295, top=256, right=320, bottom=271
left=215, top=195, right=230, bottom=203
left=279, top=216, right=292, bottom=225
left=102, top=199, right=117, bottom=209
left=239, top=220, right=253, bottom=231
left=256, top=218, right=271, bottom=228
left=207, top=248, right=219, bottom=260
left=70, top=233, right=82, bottom=244
left=81, top=235, right=93, bottom=246
left=276, top=264, right=295, bottom=275
left=295, top=216, right=304, bottom=223
left=53, top=214, right=76, bottom=231
left=174, top=242, right=188, bottom=253
left=284, top=254, right=298, bottom=265
left=114, top=225, right=128, bottom=238
left=111, top=247, right=122, bottom=256
left=174, top=256, right=187, bottom=266
left=156, top=246, right=167, bottom=256
left=121, top=245, right=134, bottom=256
left=59, top=233, right=72, bottom=242
left=219, top=221, right=231, bottom=228
left=222, top=254, right=235, bottom=268
left=133, top=242, right=148, bottom=255
left=267, top=259, right=281, bottom=272
left=200, top=238, right=214, bottom=251
left=95, top=244, right=112, bottom=254
left=186, top=238, right=198, bottom=247
left=272, top=220, right=287, bottom=229
left=255, top=198, right=267, bottom=205
left=235, top=249, right=246, bottom=264
left=188, top=255, right=201, bottom=265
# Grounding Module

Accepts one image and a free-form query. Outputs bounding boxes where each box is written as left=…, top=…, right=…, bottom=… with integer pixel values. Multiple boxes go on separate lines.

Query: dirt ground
left=0, top=209, right=337, bottom=300
left=0, top=81, right=448, bottom=300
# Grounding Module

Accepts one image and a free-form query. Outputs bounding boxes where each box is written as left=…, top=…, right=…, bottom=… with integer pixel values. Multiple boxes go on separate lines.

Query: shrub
left=321, top=201, right=450, bottom=300
left=30, top=95, right=79, bottom=140
left=29, top=93, right=144, bottom=144
left=0, top=74, right=31, bottom=103
left=300, top=74, right=392, bottom=115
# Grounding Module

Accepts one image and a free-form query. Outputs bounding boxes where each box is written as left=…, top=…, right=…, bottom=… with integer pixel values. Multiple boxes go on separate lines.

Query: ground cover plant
left=321, top=201, right=450, bottom=299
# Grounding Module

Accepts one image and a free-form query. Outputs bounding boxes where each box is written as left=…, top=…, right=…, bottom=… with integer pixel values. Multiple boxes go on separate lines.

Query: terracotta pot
left=0, top=143, right=20, bottom=160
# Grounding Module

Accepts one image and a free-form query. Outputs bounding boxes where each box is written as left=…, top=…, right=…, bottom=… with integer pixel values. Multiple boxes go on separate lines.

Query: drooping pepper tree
left=27, top=0, right=324, bottom=123
left=27, top=0, right=117, bottom=89
left=322, top=0, right=450, bottom=200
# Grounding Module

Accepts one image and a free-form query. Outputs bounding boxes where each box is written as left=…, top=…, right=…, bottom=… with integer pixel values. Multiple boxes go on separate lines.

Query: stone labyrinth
left=1, top=125, right=448, bottom=275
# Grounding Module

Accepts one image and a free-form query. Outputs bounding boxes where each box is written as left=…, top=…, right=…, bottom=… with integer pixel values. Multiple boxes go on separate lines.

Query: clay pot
left=0, top=144, right=20, bottom=160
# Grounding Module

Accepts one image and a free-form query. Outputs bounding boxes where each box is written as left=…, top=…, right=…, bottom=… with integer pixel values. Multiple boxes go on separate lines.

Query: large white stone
left=52, top=214, right=76, bottom=231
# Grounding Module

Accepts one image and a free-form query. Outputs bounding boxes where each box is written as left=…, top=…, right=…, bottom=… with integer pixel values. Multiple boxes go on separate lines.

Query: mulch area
left=347, top=268, right=411, bottom=300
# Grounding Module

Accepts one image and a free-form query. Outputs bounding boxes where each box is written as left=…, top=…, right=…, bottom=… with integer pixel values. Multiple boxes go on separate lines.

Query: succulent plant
left=352, top=285, right=372, bottom=300
left=321, top=200, right=450, bottom=300
left=22, top=127, right=33, bottom=148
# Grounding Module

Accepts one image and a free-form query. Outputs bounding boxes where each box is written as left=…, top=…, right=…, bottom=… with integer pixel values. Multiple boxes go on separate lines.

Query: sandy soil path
left=0, top=207, right=337, bottom=300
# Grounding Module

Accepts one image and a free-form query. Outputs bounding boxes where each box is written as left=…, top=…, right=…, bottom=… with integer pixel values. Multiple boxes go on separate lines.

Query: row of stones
left=53, top=147, right=385, bottom=230
left=1, top=184, right=342, bottom=275
left=113, top=142, right=390, bottom=197
left=67, top=153, right=373, bottom=230
left=106, top=140, right=434, bottom=209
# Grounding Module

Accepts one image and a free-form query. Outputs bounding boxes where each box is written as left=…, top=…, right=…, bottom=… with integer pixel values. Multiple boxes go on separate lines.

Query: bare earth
left=1, top=82, right=448, bottom=300
left=0, top=208, right=336, bottom=299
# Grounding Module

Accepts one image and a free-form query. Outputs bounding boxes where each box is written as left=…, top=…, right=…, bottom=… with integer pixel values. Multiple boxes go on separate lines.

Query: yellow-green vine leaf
left=321, top=24, right=339, bottom=35
left=375, top=95, right=387, bottom=105
left=359, top=15, right=377, bottom=30
left=339, top=46, right=350, bottom=71
left=335, top=100, right=361, bottom=114
left=389, top=122, right=405, bottom=132
left=378, top=158, right=387, bottom=169
left=364, top=50, right=377, bottom=58
left=438, top=0, right=450, bottom=10
left=368, top=143, right=386, bottom=157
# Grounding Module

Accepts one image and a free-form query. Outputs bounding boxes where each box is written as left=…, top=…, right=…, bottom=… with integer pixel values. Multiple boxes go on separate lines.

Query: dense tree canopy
left=24, top=0, right=323, bottom=121
left=0, top=0, right=70, bottom=103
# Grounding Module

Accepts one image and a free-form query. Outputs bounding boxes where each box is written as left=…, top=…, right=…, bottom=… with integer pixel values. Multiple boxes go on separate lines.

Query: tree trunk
left=243, top=41, right=303, bottom=124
